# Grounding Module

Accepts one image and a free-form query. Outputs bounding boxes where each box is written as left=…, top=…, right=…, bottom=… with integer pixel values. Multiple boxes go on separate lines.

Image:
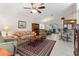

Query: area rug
left=17, top=39, right=56, bottom=56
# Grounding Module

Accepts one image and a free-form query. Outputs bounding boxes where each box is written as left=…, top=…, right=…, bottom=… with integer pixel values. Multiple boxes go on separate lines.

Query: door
left=32, top=23, right=39, bottom=35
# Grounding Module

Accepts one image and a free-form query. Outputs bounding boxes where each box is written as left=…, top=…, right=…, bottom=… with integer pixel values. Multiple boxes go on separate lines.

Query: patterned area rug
left=17, top=39, right=56, bottom=56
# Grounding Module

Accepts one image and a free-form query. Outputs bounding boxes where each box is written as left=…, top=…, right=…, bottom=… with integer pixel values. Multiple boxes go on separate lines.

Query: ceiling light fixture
left=71, top=20, right=74, bottom=23
left=31, top=9, right=37, bottom=13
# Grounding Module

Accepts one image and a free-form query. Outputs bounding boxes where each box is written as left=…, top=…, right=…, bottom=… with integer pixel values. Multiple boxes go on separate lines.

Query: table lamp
left=4, top=26, right=10, bottom=36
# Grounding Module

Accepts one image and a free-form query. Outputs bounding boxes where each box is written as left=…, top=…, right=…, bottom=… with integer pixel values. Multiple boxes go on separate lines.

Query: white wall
left=77, top=4, right=79, bottom=24
left=0, top=14, right=37, bottom=32
left=64, top=4, right=77, bottom=20
left=0, top=3, right=37, bottom=32
left=77, top=10, right=79, bottom=24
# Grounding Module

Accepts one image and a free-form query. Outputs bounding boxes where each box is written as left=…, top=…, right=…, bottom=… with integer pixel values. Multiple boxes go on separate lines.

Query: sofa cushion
left=20, top=35, right=31, bottom=40
left=13, top=32, right=20, bottom=37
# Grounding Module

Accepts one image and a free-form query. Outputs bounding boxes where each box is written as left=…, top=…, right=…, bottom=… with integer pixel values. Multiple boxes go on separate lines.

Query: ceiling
left=0, top=3, right=74, bottom=21
left=22, top=3, right=73, bottom=20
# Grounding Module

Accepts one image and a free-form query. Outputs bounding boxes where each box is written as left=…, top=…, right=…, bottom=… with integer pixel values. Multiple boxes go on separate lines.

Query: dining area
left=59, top=19, right=76, bottom=42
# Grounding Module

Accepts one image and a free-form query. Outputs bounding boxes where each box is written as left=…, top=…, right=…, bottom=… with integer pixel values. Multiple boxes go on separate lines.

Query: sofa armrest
left=0, top=40, right=17, bottom=55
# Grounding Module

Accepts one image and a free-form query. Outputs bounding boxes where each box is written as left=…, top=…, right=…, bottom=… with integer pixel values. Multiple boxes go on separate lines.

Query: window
left=39, top=23, right=45, bottom=29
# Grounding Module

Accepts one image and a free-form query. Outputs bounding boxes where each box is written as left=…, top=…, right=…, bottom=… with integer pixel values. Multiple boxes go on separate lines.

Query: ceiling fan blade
left=37, top=10, right=41, bottom=13
left=24, top=7, right=31, bottom=9
left=38, top=6, right=45, bottom=9
left=31, top=3, right=34, bottom=5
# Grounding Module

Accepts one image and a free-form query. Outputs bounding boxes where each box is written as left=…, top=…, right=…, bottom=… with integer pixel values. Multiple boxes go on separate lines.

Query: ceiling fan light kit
left=31, top=9, right=37, bottom=13
left=24, top=3, right=45, bottom=14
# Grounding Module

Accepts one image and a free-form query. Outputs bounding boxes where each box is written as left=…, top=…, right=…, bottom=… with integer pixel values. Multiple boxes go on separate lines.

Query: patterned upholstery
left=13, top=31, right=31, bottom=39
left=13, top=31, right=35, bottom=45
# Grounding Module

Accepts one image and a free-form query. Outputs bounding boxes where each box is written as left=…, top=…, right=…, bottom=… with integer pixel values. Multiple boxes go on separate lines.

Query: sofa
left=12, top=31, right=36, bottom=45
left=12, top=30, right=47, bottom=45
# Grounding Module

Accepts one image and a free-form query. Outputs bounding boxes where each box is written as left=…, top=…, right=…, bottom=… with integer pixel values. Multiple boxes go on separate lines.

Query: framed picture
left=18, top=21, right=26, bottom=29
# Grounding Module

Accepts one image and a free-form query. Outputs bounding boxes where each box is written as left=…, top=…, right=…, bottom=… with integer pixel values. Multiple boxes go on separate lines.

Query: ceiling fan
left=23, top=3, right=45, bottom=13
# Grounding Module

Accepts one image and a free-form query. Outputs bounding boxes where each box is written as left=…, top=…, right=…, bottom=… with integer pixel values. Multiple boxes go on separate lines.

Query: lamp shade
left=4, top=26, right=10, bottom=32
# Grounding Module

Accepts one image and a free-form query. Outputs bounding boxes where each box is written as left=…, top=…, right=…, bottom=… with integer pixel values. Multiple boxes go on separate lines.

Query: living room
left=0, top=3, right=78, bottom=56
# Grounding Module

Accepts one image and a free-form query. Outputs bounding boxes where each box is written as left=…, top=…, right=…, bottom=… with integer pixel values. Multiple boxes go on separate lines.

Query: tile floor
left=48, top=34, right=74, bottom=56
